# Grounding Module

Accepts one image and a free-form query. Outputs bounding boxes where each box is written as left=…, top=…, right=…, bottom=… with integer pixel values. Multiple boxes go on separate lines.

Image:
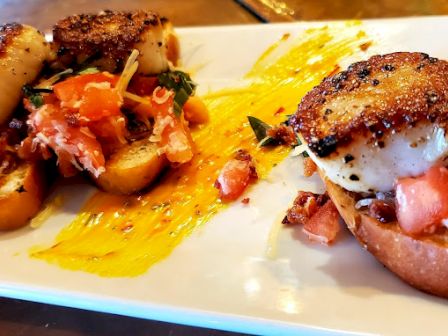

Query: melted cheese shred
left=31, top=24, right=370, bottom=277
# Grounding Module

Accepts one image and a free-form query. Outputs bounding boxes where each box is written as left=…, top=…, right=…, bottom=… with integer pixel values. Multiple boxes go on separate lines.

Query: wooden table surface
left=1, top=1, right=447, bottom=335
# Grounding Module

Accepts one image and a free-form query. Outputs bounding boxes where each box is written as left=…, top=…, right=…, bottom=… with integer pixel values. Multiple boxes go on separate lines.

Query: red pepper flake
left=359, top=41, right=372, bottom=51
left=121, top=223, right=134, bottom=233
left=327, top=65, right=341, bottom=77
left=241, top=197, right=250, bottom=205
left=274, top=107, right=285, bottom=115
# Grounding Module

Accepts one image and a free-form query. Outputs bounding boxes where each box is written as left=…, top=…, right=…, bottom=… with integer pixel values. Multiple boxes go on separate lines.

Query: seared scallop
left=53, top=10, right=179, bottom=74
left=291, top=52, right=448, bottom=192
left=0, top=23, right=52, bottom=125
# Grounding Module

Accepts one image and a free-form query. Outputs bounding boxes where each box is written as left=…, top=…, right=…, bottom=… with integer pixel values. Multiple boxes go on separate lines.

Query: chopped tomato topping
left=283, top=191, right=340, bottom=245
left=302, top=200, right=340, bottom=245
left=151, top=87, right=194, bottom=164
left=396, top=165, right=448, bottom=235
left=215, top=150, right=258, bottom=202
left=22, top=73, right=128, bottom=176
left=54, top=73, right=118, bottom=107
left=79, top=84, right=122, bottom=121
left=53, top=72, right=121, bottom=122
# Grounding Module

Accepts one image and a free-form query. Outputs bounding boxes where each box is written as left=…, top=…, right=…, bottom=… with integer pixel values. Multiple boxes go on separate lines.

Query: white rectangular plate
left=1, top=17, right=448, bottom=336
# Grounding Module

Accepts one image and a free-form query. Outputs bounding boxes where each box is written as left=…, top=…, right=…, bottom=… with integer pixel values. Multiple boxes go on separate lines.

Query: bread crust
left=0, top=162, right=46, bottom=230
left=322, top=172, right=448, bottom=298
left=95, top=139, right=167, bottom=195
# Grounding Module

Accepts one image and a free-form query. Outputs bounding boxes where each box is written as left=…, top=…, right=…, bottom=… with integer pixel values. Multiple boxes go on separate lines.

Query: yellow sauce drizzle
left=32, top=24, right=370, bottom=277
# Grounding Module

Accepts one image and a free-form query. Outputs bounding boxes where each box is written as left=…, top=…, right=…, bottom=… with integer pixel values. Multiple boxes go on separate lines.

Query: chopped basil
left=22, top=85, right=52, bottom=108
left=157, top=71, right=197, bottom=116
left=247, top=116, right=277, bottom=147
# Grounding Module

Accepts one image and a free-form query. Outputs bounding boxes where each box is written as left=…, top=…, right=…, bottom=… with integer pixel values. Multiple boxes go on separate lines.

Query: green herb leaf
left=158, top=71, right=197, bottom=117
left=247, top=116, right=278, bottom=147
left=173, top=88, right=190, bottom=116
left=22, top=85, right=52, bottom=108
left=77, top=67, right=100, bottom=75
left=30, top=94, right=44, bottom=108
left=248, top=116, right=270, bottom=141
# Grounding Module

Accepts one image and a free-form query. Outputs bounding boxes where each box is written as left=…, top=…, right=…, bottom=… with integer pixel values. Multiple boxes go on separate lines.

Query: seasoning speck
left=343, top=154, right=354, bottom=163
left=349, top=174, right=360, bottom=181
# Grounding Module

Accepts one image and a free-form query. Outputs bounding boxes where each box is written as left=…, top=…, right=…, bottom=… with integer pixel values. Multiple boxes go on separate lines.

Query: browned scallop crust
left=53, top=10, right=166, bottom=66
left=322, top=172, right=448, bottom=298
left=0, top=23, right=23, bottom=57
left=290, top=52, right=448, bottom=157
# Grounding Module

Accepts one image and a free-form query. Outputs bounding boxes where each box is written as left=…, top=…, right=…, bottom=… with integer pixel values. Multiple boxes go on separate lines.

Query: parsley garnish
left=247, top=116, right=278, bottom=147
left=157, top=71, right=197, bottom=116
left=22, top=85, right=52, bottom=108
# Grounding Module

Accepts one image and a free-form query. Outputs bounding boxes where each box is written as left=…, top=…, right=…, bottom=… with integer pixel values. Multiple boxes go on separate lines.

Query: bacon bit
left=274, top=107, right=285, bottom=115
left=283, top=191, right=340, bottom=245
left=215, top=149, right=258, bottom=202
left=241, top=197, right=250, bottom=205
left=266, top=124, right=296, bottom=146
left=359, top=41, right=372, bottom=51
left=303, top=157, right=317, bottom=177
left=368, top=199, right=396, bottom=223
left=283, top=191, right=327, bottom=225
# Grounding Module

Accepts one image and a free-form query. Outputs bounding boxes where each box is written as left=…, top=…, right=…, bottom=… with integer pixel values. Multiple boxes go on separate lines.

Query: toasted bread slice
left=0, top=162, right=46, bottom=230
left=95, top=138, right=167, bottom=195
left=322, top=172, right=448, bottom=298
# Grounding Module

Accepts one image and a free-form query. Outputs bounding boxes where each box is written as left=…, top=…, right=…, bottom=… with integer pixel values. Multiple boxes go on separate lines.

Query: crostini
left=20, top=10, right=207, bottom=195
left=290, top=52, right=448, bottom=298
left=0, top=23, right=52, bottom=230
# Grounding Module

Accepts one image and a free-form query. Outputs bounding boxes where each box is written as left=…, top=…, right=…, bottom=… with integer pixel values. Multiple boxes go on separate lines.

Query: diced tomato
left=151, top=87, right=194, bottom=164
left=53, top=72, right=119, bottom=110
left=215, top=153, right=257, bottom=202
left=22, top=73, right=130, bottom=177
left=79, top=85, right=122, bottom=121
left=128, top=75, right=159, bottom=96
left=396, top=165, right=448, bottom=235
left=302, top=200, right=340, bottom=245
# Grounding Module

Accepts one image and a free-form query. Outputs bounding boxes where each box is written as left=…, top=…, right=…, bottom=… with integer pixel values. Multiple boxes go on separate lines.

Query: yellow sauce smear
left=32, top=24, right=370, bottom=277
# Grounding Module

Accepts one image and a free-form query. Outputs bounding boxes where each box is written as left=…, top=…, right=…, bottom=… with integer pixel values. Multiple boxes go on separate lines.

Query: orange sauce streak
left=32, top=24, right=370, bottom=277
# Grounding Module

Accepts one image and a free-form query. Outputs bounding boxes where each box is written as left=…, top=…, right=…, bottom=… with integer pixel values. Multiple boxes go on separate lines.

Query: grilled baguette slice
left=322, top=173, right=448, bottom=298
left=95, top=138, right=167, bottom=195
left=0, top=162, right=46, bottom=230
